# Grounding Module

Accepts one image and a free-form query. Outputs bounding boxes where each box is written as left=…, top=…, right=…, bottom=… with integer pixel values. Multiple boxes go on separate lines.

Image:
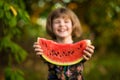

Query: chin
left=59, top=36, right=67, bottom=38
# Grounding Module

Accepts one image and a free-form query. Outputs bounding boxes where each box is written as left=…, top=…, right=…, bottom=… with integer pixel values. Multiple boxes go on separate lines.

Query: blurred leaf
left=0, top=0, right=4, bottom=7
left=18, top=8, right=30, bottom=23
left=0, top=37, right=27, bottom=63
left=5, top=11, right=12, bottom=19
left=5, top=67, right=24, bottom=80
left=0, top=9, right=4, bottom=18
left=4, top=3, right=10, bottom=11
left=8, top=17, right=17, bottom=27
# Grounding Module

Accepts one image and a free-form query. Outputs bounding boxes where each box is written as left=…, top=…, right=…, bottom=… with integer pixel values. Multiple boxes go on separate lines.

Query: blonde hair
left=46, top=7, right=82, bottom=39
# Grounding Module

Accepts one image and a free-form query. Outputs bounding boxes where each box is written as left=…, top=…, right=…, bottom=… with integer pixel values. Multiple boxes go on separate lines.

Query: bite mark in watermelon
left=37, top=38, right=91, bottom=66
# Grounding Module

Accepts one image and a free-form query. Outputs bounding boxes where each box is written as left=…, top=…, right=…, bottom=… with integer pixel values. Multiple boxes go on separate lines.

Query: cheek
left=52, top=26, right=58, bottom=34
left=68, top=25, right=73, bottom=32
left=52, top=24, right=58, bottom=30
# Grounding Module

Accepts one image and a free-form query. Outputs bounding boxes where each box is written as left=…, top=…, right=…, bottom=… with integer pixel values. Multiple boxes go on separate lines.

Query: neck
left=56, top=36, right=73, bottom=44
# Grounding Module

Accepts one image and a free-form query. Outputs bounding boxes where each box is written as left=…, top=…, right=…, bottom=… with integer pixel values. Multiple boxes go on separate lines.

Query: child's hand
left=83, top=45, right=95, bottom=61
left=33, top=42, right=43, bottom=56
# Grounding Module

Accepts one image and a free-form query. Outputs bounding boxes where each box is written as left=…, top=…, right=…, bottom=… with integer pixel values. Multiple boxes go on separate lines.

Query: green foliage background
left=0, top=0, right=120, bottom=80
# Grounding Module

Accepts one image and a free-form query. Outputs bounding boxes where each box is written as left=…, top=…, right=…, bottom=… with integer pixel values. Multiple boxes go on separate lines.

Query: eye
left=65, top=20, right=69, bottom=23
left=53, top=20, right=60, bottom=24
left=65, top=20, right=71, bottom=23
left=64, top=19, right=71, bottom=23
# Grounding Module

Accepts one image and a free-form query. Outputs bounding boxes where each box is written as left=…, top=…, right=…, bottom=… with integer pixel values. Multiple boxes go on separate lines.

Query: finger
left=36, top=52, right=43, bottom=55
left=34, top=42, right=39, bottom=45
left=83, top=55, right=89, bottom=61
left=33, top=42, right=40, bottom=47
left=85, top=47, right=94, bottom=54
left=35, top=48, right=43, bottom=52
left=33, top=44, right=41, bottom=48
left=87, top=45, right=95, bottom=50
left=83, top=50, right=92, bottom=58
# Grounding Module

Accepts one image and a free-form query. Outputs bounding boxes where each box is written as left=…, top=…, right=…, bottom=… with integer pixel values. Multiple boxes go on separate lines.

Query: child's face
left=52, top=17, right=72, bottom=38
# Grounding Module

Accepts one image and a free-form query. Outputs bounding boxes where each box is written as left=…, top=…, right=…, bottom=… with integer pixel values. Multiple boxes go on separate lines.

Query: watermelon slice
left=37, top=38, right=91, bottom=66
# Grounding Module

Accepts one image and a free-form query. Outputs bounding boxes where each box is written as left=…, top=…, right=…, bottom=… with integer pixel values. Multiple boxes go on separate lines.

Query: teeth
left=59, top=29, right=66, bottom=32
left=61, top=30, right=65, bottom=32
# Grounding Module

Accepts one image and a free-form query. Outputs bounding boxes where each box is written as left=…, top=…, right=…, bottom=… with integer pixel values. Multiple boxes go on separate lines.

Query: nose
left=59, top=21, right=65, bottom=27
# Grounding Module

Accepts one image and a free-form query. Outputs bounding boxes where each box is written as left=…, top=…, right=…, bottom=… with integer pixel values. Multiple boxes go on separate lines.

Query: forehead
left=53, top=13, right=70, bottom=20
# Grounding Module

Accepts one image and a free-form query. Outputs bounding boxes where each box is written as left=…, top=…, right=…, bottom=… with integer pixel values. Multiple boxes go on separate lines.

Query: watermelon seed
left=67, top=51, right=71, bottom=56
left=57, top=52, right=59, bottom=55
left=51, top=50, right=59, bottom=56
left=51, top=50, right=55, bottom=53
left=70, top=50, right=74, bottom=55
left=42, top=41, right=47, bottom=48
left=65, top=53, right=68, bottom=56
left=59, top=55, right=62, bottom=57
left=54, top=53, right=58, bottom=56
left=77, top=48, right=80, bottom=49
left=63, top=51, right=68, bottom=56
left=80, top=44, right=83, bottom=48
left=44, top=42, right=47, bottom=47
left=68, top=51, right=71, bottom=53
left=50, top=53, right=52, bottom=55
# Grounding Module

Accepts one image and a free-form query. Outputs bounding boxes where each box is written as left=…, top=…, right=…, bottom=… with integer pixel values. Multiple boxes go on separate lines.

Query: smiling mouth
left=59, top=30, right=65, bottom=32
left=58, top=28, right=67, bottom=32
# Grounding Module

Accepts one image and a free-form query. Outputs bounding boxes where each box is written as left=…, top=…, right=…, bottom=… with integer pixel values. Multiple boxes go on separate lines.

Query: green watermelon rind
left=42, top=55, right=84, bottom=66
left=37, top=37, right=91, bottom=66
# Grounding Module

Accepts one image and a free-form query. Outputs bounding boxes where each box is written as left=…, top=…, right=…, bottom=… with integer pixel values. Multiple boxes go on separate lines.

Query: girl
left=33, top=7, right=95, bottom=80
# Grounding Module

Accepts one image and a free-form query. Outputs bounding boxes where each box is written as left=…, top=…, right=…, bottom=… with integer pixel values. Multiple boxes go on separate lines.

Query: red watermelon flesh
left=37, top=38, right=91, bottom=66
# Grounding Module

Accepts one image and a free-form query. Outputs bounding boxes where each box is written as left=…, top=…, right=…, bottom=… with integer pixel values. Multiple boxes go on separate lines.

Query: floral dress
left=47, top=60, right=85, bottom=80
